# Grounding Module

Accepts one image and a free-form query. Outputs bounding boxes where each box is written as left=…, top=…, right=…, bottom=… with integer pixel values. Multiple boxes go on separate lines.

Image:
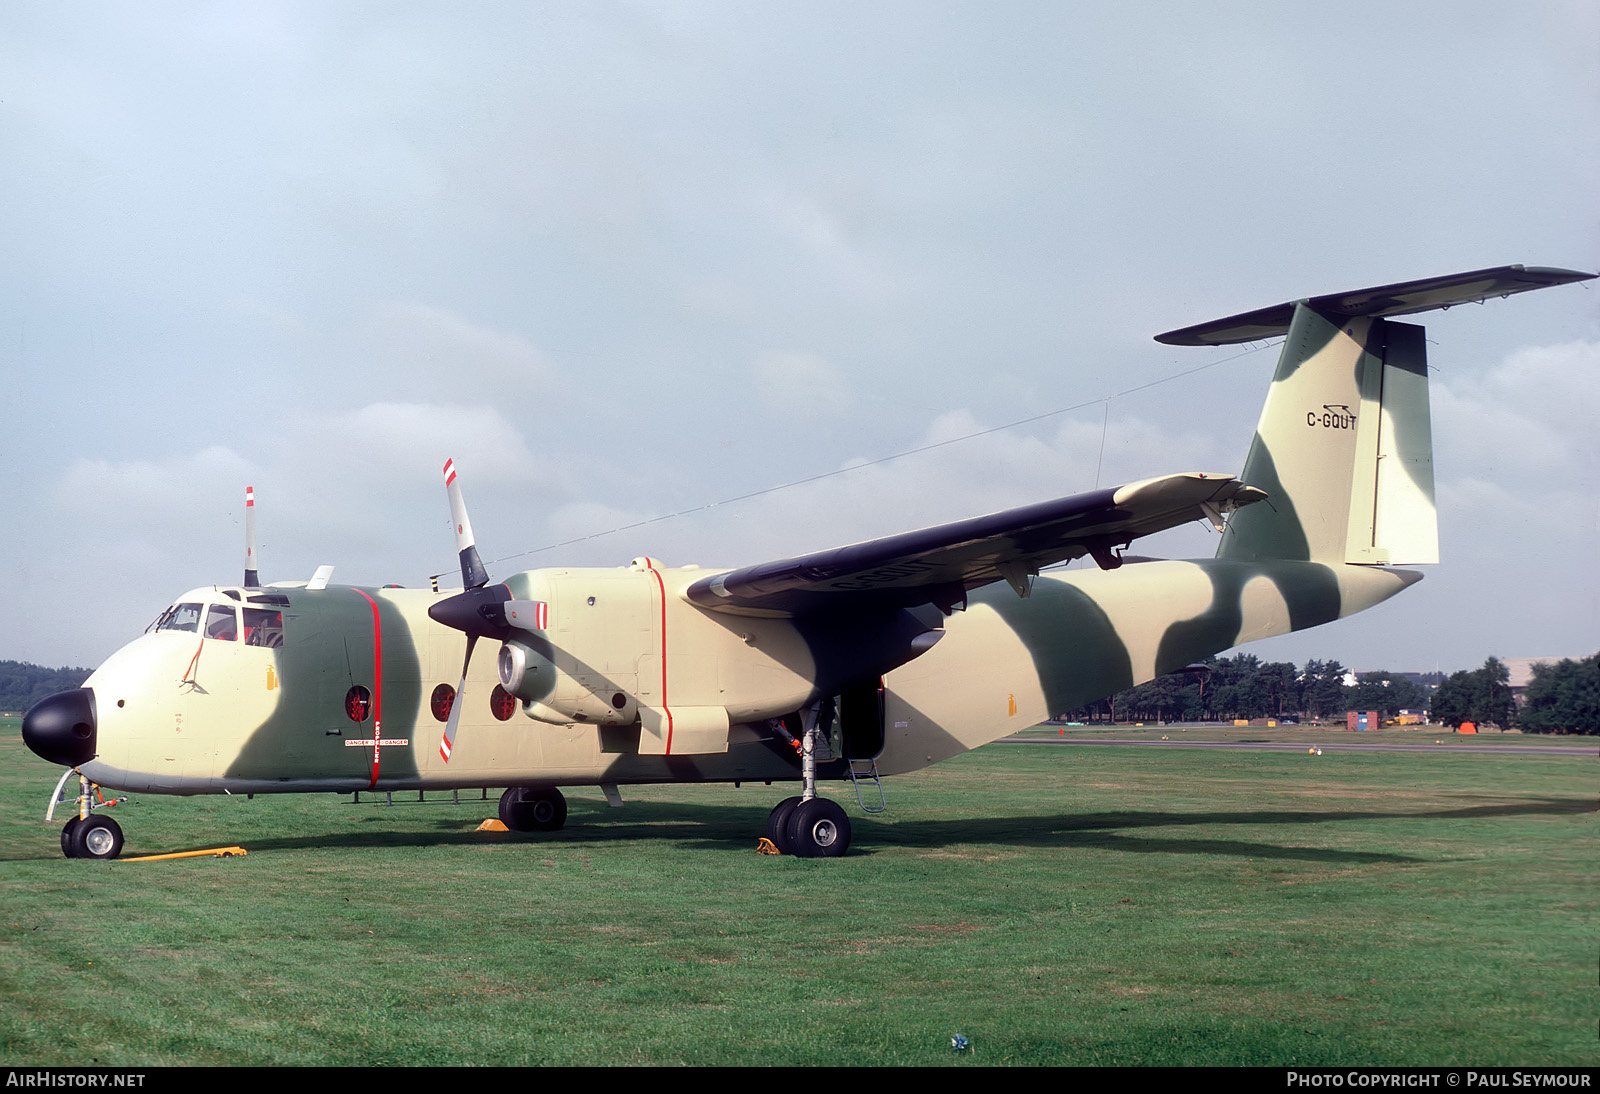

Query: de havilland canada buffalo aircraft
left=22, top=265, right=1595, bottom=860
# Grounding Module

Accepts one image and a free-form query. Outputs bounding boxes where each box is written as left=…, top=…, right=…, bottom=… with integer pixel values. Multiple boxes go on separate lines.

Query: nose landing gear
left=49, top=770, right=127, bottom=860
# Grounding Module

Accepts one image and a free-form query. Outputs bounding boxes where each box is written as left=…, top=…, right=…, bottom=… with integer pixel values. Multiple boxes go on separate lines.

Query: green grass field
left=1, top=718, right=1593, bottom=1066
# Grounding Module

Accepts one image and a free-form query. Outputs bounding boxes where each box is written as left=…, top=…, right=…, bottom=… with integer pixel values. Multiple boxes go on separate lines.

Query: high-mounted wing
left=684, top=472, right=1264, bottom=617
left=1154, top=265, right=1595, bottom=347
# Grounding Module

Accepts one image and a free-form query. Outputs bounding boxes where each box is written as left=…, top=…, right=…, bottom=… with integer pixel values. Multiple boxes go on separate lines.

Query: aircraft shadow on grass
left=32, top=794, right=1587, bottom=864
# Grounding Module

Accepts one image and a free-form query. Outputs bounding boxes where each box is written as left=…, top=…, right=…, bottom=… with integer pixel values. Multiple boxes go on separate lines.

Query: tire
left=765, top=796, right=803, bottom=854
left=499, top=786, right=568, bottom=832
left=67, top=815, right=123, bottom=860
left=785, top=797, right=851, bottom=858
left=60, top=816, right=84, bottom=858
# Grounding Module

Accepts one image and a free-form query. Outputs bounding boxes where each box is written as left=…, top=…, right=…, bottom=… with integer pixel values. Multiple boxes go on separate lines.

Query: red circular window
left=430, top=683, right=456, bottom=722
left=489, top=685, right=516, bottom=721
left=344, top=685, right=371, bottom=723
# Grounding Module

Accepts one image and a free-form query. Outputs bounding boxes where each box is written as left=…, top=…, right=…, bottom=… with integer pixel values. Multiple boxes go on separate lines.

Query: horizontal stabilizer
left=1155, top=265, right=1595, bottom=346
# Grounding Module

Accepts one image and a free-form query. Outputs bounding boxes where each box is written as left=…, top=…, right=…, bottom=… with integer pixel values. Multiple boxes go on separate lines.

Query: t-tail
left=1157, top=265, right=1596, bottom=565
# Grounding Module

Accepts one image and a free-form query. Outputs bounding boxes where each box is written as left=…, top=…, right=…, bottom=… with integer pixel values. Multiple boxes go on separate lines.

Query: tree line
left=0, top=661, right=94, bottom=713
left=1430, top=655, right=1598, bottom=734
left=1057, top=651, right=1597, bottom=734
left=1059, top=653, right=1430, bottom=725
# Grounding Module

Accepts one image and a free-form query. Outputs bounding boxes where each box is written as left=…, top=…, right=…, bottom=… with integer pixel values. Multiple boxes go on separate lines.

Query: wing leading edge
left=684, top=472, right=1264, bottom=617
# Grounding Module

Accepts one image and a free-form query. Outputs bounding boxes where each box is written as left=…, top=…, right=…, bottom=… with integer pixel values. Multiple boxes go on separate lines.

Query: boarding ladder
left=847, top=757, right=886, bottom=814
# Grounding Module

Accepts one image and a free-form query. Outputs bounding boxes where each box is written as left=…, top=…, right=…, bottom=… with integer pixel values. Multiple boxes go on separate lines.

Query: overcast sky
left=3, top=1, right=1596, bottom=676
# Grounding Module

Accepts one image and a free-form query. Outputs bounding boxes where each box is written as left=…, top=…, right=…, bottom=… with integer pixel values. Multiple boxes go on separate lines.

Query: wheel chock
left=756, top=837, right=781, bottom=855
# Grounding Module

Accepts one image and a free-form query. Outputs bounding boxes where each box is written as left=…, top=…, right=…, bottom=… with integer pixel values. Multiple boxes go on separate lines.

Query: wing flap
left=685, top=472, right=1264, bottom=617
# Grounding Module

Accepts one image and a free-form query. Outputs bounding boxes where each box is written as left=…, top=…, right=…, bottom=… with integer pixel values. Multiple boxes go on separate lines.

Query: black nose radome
left=21, top=688, right=98, bottom=768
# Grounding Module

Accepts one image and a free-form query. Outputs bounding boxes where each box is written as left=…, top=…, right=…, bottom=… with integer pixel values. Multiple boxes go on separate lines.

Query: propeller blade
left=244, top=486, right=260, bottom=587
left=443, top=458, right=489, bottom=590
left=439, top=634, right=477, bottom=763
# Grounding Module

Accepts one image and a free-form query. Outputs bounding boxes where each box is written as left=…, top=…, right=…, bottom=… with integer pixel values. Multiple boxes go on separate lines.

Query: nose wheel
left=61, top=813, right=124, bottom=860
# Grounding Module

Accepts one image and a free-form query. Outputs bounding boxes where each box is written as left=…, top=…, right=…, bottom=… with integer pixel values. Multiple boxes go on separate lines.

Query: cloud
left=1433, top=339, right=1599, bottom=481
left=5, top=4, right=1597, bottom=678
left=354, top=302, right=560, bottom=401
left=531, top=399, right=1233, bottom=572
left=35, top=400, right=546, bottom=615
left=753, top=348, right=854, bottom=421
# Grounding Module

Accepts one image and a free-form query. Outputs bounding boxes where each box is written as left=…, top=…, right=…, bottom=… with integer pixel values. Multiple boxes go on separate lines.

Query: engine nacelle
left=497, top=636, right=639, bottom=726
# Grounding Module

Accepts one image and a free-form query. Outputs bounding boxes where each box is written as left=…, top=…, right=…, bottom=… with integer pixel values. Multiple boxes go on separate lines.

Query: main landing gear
left=766, top=794, right=850, bottom=857
left=764, top=701, right=853, bottom=858
left=499, top=786, right=568, bottom=832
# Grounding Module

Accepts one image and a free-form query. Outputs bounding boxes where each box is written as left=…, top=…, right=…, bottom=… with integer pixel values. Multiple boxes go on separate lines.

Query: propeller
left=427, top=459, right=548, bottom=761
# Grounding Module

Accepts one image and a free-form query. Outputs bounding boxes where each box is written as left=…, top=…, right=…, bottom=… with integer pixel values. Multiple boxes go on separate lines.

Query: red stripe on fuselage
left=643, top=560, right=674, bottom=754
left=352, top=589, right=385, bottom=788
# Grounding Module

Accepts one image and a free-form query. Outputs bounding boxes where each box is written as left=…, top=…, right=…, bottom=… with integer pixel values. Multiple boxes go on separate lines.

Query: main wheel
left=785, top=797, right=851, bottom=858
left=499, top=786, right=568, bottom=832
left=66, top=815, right=123, bottom=860
left=765, top=796, right=803, bottom=854
left=60, top=816, right=84, bottom=858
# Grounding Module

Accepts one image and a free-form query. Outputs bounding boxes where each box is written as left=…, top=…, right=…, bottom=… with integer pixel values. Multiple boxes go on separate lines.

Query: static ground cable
left=478, top=340, right=1281, bottom=571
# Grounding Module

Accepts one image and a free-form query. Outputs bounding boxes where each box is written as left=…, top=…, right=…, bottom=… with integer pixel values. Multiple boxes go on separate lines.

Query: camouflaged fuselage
left=71, top=553, right=1416, bottom=794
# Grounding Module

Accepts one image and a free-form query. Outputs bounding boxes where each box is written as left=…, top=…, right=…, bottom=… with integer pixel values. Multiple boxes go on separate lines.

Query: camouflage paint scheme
left=25, top=265, right=1594, bottom=827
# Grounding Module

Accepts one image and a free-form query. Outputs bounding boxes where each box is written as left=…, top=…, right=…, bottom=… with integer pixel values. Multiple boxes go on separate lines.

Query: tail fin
left=1155, top=265, right=1595, bottom=565
left=1217, top=305, right=1436, bottom=564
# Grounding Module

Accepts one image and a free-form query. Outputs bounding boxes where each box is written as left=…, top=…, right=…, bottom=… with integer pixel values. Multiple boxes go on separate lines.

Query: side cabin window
left=205, top=604, right=238, bottom=641
left=155, top=603, right=204, bottom=633
left=242, top=607, right=284, bottom=648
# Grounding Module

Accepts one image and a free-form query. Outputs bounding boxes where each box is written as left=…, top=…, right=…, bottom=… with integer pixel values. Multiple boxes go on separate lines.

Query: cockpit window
left=155, top=602, right=203, bottom=633
left=242, top=607, right=284, bottom=648
left=205, top=604, right=238, bottom=641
